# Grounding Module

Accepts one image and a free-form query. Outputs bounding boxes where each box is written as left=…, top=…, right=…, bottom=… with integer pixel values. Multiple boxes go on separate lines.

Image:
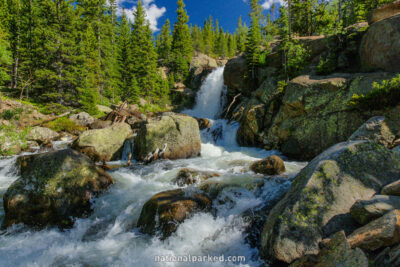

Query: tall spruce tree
left=130, top=0, right=159, bottom=98
left=117, top=12, right=132, bottom=100
left=157, top=19, right=172, bottom=66
left=245, top=0, right=263, bottom=82
left=171, top=0, right=193, bottom=81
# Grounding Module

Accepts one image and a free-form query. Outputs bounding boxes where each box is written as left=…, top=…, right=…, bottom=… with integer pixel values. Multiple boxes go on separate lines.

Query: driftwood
left=144, top=144, right=168, bottom=164
left=32, top=111, right=72, bottom=127
left=223, top=93, right=241, bottom=119
left=106, top=101, right=130, bottom=123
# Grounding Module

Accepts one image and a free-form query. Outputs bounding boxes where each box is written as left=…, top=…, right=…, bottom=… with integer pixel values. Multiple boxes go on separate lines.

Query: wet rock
left=196, top=118, right=211, bottom=130
left=69, top=112, right=95, bottom=127
left=137, top=189, right=212, bottom=239
left=289, top=231, right=368, bottom=267
left=134, top=113, right=201, bottom=161
left=89, top=120, right=112, bottom=129
left=349, top=116, right=396, bottom=148
left=73, top=123, right=132, bottom=162
left=26, top=126, right=59, bottom=145
left=173, top=168, right=220, bottom=186
left=2, top=149, right=113, bottom=229
left=348, top=210, right=400, bottom=251
left=360, top=14, right=400, bottom=72
left=369, top=0, right=400, bottom=24
left=382, top=180, right=400, bottom=196
left=260, top=141, right=400, bottom=264
left=350, top=195, right=400, bottom=225
left=250, top=155, right=286, bottom=175
left=189, top=53, right=218, bottom=90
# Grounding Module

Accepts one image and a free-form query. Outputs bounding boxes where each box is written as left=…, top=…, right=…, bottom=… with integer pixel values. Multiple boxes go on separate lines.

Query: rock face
left=137, top=189, right=212, bottom=239
left=360, top=14, right=400, bottom=72
left=369, top=0, right=400, bottom=24
left=349, top=116, right=397, bottom=148
left=173, top=168, right=220, bottom=186
left=69, top=112, right=95, bottom=127
left=189, top=53, right=218, bottom=90
left=223, top=55, right=249, bottom=95
left=289, top=231, right=369, bottom=267
left=73, top=123, right=132, bottom=162
left=26, top=126, right=59, bottom=145
left=134, top=113, right=201, bottom=161
left=347, top=210, right=400, bottom=251
left=250, top=155, right=286, bottom=175
left=375, top=243, right=400, bottom=267
left=2, top=149, right=113, bottom=229
left=196, top=118, right=211, bottom=130
left=382, top=180, right=400, bottom=196
left=260, top=141, right=400, bottom=264
left=234, top=72, right=400, bottom=160
left=350, top=195, right=400, bottom=225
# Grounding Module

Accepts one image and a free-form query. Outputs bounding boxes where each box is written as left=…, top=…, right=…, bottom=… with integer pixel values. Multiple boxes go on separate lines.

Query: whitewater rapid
left=0, top=67, right=306, bottom=267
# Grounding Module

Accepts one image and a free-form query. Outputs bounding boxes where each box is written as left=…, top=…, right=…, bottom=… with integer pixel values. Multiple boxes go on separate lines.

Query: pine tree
left=245, top=0, right=263, bottom=82
left=117, top=12, right=132, bottom=100
left=202, top=17, right=214, bottom=55
left=0, top=26, right=11, bottom=85
left=236, top=16, right=248, bottom=53
left=171, top=0, right=193, bottom=81
left=157, top=19, right=172, bottom=65
left=131, top=0, right=159, bottom=98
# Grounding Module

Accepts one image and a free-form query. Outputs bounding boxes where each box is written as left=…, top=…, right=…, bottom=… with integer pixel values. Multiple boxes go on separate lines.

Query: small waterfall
left=184, top=67, right=227, bottom=120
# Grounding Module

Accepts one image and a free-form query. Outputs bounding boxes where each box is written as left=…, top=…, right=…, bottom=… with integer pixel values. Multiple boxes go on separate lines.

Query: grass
left=44, top=117, right=85, bottom=133
left=349, top=74, right=400, bottom=110
left=0, top=125, right=30, bottom=156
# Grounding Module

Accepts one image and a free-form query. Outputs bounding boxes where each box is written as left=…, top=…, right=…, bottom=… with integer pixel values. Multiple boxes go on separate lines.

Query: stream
left=0, top=67, right=306, bottom=266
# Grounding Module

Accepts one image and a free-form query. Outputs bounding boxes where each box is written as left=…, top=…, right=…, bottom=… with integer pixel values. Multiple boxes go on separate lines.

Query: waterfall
left=184, top=67, right=227, bottom=120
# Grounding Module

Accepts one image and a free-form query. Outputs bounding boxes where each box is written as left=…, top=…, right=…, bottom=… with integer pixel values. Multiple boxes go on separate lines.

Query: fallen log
left=32, top=111, right=72, bottom=127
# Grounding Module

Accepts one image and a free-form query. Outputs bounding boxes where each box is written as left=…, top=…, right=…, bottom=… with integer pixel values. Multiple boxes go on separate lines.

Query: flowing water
left=0, top=67, right=306, bottom=267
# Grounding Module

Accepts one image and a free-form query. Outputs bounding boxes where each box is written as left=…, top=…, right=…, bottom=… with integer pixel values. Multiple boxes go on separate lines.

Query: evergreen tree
left=117, top=12, right=131, bottom=101
left=245, top=0, right=263, bottom=82
left=236, top=16, right=248, bottom=53
left=130, top=0, right=159, bottom=97
left=202, top=17, right=214, bottom=55
left=171, top=0, right=193, bottom=81
left=0, top=26, right=11, bottom=85
left=157, top=19, right=172, bottom=65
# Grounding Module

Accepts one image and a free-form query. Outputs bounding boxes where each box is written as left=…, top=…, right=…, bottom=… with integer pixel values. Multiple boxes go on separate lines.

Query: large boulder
left=349, top=116, right=397, bottom=148
left=368, top=0, right=400, bottom=24
left=374, top=242, right=400, bottom=267
left=2, top=149, right=113, bottom=229
left=250, top=155, right=286, bottom=175
left=69, top=112, right=95, bottom=127
left=261, top=72, right=400, bottom=160
left=348, top=210, right=400, bottom=251
left=26, top=126, right=59, bottom=145
left=73, top=123, right=132, bottom=162
left=289, top=231, right=368, bottom=267
left=260, top=141, right=400, bottom=264
left=350, top=195, right=400, bottom=225
left=382, top=180, right=400, bottom=196
left=360, top=14, right=400, bottom=72
left=137, top=189, right=212, bottom=239
left=134, top=113, right=201, bottom=161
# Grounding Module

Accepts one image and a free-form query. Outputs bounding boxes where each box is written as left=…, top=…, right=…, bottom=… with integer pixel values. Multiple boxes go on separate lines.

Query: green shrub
left=349, top=74, right=400, bottom=110
left=44, top=117, right=85, bottom=133
left=39, top=103, right=70, bottom=115
left=0, top=125, right=29, bottom=156
left=316, top=55, right=337, bottom=75
left=0, top=107, right=23, bottom=120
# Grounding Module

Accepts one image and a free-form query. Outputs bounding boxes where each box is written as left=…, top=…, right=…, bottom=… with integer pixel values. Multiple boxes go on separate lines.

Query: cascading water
left=0, top=67, right=306, bottom=267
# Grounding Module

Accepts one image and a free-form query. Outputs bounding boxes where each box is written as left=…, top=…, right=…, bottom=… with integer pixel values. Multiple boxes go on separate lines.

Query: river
left=0, top=67, right=306, bottom=266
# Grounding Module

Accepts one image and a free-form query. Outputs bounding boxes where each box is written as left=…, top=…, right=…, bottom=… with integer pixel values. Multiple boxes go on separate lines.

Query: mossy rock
left=250, top=155, right=286, bottom=175
left=172, top=168, right=220, bottom=186
left=134, top=113, right=201, bottom=161
left=261, top=141, right=400, bottom=264
left=2, top=149, right=113, bottom=229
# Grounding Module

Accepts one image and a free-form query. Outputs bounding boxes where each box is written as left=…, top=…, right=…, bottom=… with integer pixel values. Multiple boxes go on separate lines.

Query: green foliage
left=349, top=75, right=400, bottom=110
left=281, top=41, right=310, bottom=80
left=0, top=28, right=11, bottom=85
left=316, top=55, right=337, bottom=75
left=44, top=117, right=85, bottom=133
left=39, top=103, right=70, bottom=115
left=0, top=125, right=29, bottom=156
left=0, top=107, right=22, bottom=120
left=277, top=80, right=288, bottom=93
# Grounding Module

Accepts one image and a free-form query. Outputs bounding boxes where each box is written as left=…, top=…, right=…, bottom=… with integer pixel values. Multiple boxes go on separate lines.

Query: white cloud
left=261, top=0, right=284, bottom=10
left=116, top=0, right=166, bottom=32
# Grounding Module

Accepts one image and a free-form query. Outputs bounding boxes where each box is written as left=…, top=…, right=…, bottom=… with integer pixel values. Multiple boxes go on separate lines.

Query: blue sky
left=117, top=0, right=284, bottom=33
